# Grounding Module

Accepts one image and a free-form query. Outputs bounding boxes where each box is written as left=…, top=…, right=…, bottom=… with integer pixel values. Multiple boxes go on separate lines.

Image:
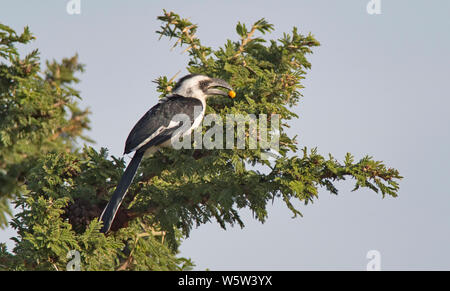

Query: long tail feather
left=99, top=150, right=144, bottom=233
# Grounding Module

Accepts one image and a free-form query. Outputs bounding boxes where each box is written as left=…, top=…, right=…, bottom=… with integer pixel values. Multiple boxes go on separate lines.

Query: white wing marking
left=130, top=120, right=181, bottom=152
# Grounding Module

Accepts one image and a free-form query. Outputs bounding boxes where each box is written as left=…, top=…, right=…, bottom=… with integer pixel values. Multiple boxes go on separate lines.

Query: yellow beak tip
left=228, top=90, right=236, bottom=98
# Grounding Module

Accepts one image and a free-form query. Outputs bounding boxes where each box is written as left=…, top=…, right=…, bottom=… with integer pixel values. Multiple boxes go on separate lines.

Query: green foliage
left=0, top=11, right=401, bottom=270
left=1, top=146, right=193, bottom=270
left=0, top=23, right=90, bottom=227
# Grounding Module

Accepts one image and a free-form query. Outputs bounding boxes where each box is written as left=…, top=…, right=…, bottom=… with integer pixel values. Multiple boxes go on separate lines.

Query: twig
left=233, top=25, right=258, bottom=58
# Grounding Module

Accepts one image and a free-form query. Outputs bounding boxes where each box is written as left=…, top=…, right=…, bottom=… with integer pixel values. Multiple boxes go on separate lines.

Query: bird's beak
left=207, top=78, right=236, bottom=98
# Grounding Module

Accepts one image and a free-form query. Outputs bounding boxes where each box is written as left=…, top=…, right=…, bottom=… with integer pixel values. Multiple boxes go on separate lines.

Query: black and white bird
left=99, top=74, right=235, bottom=233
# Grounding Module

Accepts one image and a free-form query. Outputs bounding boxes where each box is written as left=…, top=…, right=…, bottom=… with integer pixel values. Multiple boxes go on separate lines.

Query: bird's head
left=172, top=74, right=235, bottom=100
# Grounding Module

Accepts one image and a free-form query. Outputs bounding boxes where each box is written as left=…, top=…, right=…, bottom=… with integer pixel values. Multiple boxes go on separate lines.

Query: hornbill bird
left=99, top=74, right=235, bottom=233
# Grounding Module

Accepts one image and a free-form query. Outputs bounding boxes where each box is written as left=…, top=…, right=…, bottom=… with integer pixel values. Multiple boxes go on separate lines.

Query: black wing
left=124, top=95, right=203, bottom=154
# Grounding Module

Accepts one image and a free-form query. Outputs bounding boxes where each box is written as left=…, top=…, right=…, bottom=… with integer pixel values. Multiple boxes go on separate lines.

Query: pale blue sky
left=1, top=0, right=449, bottom=270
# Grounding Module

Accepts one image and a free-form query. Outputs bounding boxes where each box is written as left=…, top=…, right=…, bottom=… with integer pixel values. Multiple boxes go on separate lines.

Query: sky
left=0, top=0, right=449, bottom=270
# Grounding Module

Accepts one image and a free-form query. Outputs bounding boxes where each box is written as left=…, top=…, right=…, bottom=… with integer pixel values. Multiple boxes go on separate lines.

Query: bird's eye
left=199, top=80, right=211, bottom=91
